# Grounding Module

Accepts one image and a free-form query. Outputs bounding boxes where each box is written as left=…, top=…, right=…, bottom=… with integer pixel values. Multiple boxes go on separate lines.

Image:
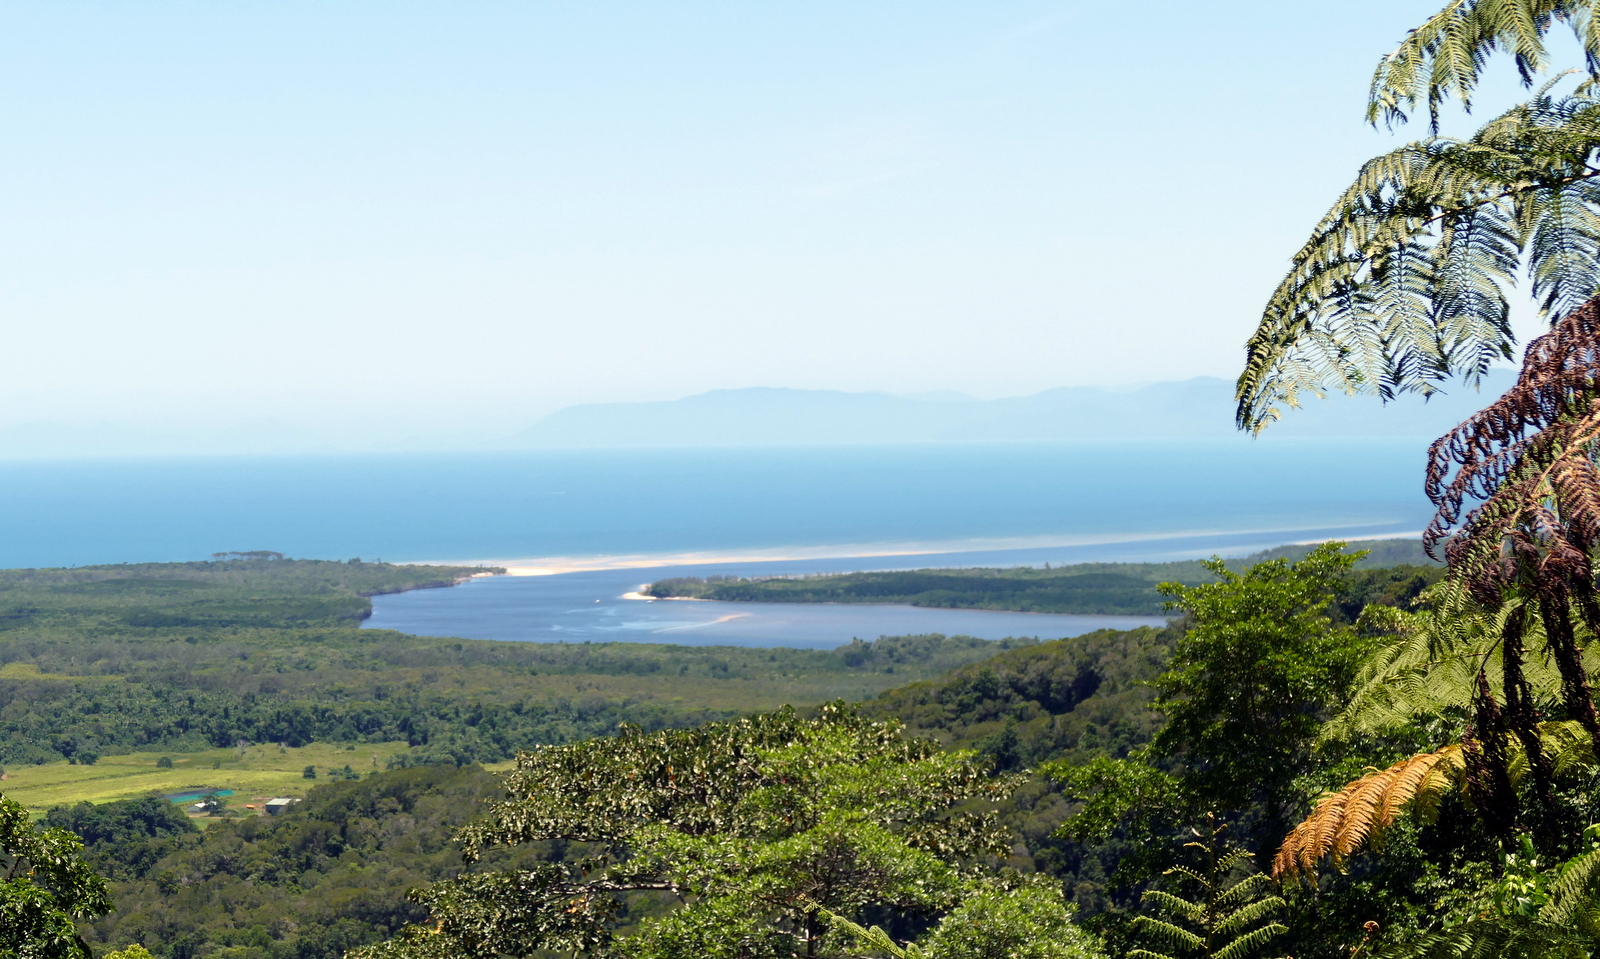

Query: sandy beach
left=408, top=526, right=1426, bottom=578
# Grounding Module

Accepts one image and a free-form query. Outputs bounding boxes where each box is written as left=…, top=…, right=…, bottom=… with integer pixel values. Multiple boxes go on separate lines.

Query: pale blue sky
left=0, top=1, right=1555, bottom=450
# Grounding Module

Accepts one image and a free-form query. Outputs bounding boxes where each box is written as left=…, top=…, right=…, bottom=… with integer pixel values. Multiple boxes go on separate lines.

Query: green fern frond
left=1140, top=891, right=1206, bottom=924
left=1130, top=918, right=1206, bottom=953
left=1540, top=846, right=1600, bottom=924
left=1133, top=816, right=1287, bottom=959
left=1213, top=897, right=1288, bottom=936
left=1367, top=0, right=1600, bottom=129
left=1240, top=86, right=1600, bottom=431
left=1211, top=874, right=1277, bottom=911
left=1210, top=924, right=1289, bottom=959
left=1325, top=586, right=1600, bottom=743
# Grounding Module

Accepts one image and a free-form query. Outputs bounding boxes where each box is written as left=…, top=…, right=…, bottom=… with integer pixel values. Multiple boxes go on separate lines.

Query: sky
left=0, top=1, right=1565, bottom=453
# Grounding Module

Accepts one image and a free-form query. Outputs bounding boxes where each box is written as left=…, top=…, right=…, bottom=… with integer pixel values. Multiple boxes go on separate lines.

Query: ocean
left=0, top=438, right=1436, bottom=648
left=0, top=438, right=1429, bottom=569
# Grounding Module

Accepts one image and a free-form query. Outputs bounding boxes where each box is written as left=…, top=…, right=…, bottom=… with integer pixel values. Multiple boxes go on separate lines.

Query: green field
left=0, top=741, right=422, bottom=814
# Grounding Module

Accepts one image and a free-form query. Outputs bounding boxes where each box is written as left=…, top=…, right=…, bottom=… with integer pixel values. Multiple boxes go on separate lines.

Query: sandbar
left=410, top=526, right=1426, bottom=578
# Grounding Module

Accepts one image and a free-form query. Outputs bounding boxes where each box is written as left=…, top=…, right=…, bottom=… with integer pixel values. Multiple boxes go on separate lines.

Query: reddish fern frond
left=1427, top=295, right=1600, bottom=603
left=1423, top=295, right=1600, bottom=763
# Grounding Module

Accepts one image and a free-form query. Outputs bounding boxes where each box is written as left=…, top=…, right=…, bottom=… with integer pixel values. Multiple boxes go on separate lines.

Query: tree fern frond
left=1539, top=845, right=1600, bottom=923
left=1130, top=918, right=1206, bottom=953
left=1366, top=0, right=1598, bottom=129
left=1213, top=897, right=1288, bottom=936
left=1240, top=87, right=1600, bottom=432
left=1210, top=924, right=1289, bottom=959
left=1324, top=591, right=1600, bottom=742
left=1277, top=721, right=1600, bottom=879
left=1133, top=816, right=1286, bottom=959
left=1211, top=874, right=1276, bottom=911
left=1274, top=745, right=1467, bottom=879
left=1140, top=891, right=1206, bottom=924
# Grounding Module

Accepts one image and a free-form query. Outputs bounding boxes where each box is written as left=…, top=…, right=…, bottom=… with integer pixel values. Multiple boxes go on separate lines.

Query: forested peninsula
left=644, top=537, right=1440, bottom=615
left=0, top=557, right=1028, bottom=772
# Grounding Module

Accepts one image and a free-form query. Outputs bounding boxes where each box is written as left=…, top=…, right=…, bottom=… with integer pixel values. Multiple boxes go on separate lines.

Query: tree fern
left=1326, top=588, right=1600, bottom=743
left=1128, top=817, right=1287, bottom=959
left=820, top=879, right=1103, bottom=959
left=1274, top=720, right=1600, bottom=879
left=1239, top=83, right=1600, bottom=432
left=1368, top=0, right=1600, bottom=130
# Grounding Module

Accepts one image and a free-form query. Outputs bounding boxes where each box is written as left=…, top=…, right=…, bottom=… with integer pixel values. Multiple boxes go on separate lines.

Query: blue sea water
left=0, top=439, right=1435, bottom=649
left=0, top=439, right=1429, bottom=568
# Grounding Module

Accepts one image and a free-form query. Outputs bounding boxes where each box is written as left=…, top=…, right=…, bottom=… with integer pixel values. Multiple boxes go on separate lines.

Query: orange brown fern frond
left=1273, top=746, right=1463, bottom=880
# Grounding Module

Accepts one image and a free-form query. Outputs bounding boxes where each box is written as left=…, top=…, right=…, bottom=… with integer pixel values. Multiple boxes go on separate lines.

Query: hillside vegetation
left=55, top=550, right=1439, bottom=959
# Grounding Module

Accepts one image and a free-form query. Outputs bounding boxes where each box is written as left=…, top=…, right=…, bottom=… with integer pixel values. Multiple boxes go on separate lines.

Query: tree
left=1150, top=545, right=1366, bottom=820
left=0, top=790, right=111, bottom=959
left=1231, top=0, right=1600, bottom=895
left=1045, top=544, right=1368, bottom=877
left=353, top=705, right=1100, bottom=959
left=824, top=876, right=1102, bottom=959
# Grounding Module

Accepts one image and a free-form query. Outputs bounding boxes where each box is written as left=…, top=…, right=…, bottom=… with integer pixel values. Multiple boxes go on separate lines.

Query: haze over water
left=0, top=439, right=1428, bottom=570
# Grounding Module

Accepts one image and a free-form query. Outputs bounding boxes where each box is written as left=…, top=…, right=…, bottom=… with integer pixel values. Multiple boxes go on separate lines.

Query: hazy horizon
left=0, top=0, right=1560, bottom=454
left=0, top=370, right=1519, bottom=459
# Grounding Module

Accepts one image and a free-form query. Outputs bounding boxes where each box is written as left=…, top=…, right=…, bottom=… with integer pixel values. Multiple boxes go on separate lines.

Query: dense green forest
left=19, top=548, right=1425, bottom=959
left=644, top=537, right=1437, bottom=614
left=61, top=624, right=1177, bottom=959
left=0, top=557, right=1033, bottom=768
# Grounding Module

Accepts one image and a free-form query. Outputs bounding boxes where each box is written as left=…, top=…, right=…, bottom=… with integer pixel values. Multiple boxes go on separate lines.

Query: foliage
left=1149, top=544, right=1369, bottom=817
left=1126, top=818, right=1286, bottom=959
left=0, top=555, right=1024, bottom=768
left=824, top=877, right=1103, bottom=959
left=1274, top=744, right=1467, bottom=879
left=1237, top=77, right=1600, bottom=431
left=844, top=548, right=1435, bottom=922
left=0, top=790, right=111, bottom=959
left=648, top=561, right=1220, bottom=615
left=353, top=706, right=1026, bottom=959
left=77, top=765, right=531, bottom=959
left=1377, top=830, right=1600, bottom=959
left=42, top=798, right=197, bottom=882
left=1363, top=0, right=1600, bottom=129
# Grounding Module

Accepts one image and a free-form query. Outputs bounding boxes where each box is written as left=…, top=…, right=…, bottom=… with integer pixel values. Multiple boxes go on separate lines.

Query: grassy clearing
left=0, top=740, right=415, bottom=814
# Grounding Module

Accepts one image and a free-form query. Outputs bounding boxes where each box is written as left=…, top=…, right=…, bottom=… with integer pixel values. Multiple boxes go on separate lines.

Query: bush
left=303, top=765, right=317, bottom=779
left=155, top=757, right=172, bottom=769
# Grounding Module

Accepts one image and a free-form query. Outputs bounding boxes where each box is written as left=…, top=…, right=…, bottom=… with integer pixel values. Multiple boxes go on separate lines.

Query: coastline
left=403, top=525, right=1426, bottom=578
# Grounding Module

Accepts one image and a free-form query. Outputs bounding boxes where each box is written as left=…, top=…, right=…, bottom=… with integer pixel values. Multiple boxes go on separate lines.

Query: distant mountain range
left=506, top=371, right=1518, bottom=448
